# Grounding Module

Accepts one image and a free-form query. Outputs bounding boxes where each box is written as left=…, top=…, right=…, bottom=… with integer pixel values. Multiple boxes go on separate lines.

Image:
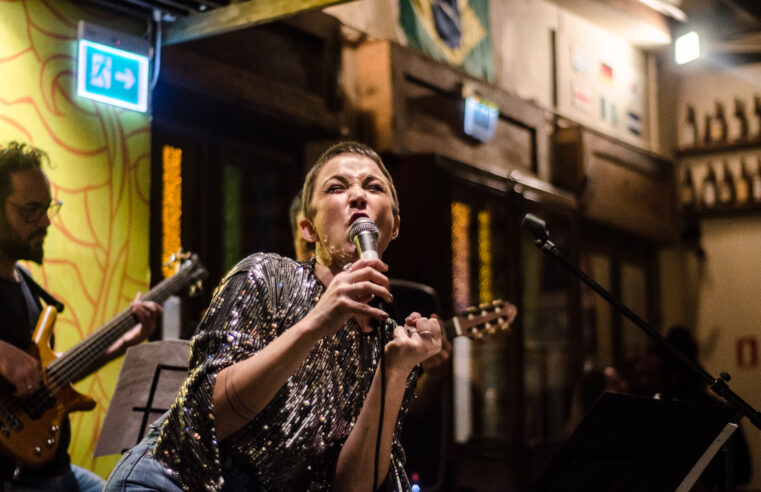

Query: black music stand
left=94, top=340, right=190, bottom=457
left=534, top=392, right=739, bottom=492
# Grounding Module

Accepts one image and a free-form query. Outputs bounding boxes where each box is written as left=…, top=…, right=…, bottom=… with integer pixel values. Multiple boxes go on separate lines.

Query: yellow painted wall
left=0, top=0, right=151, bottom=478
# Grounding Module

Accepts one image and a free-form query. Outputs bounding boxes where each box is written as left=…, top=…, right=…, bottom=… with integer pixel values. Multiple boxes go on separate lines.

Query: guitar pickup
left=0, top=419, right=11, bottom=437
left=0, top=402, right=22, bottom=432
left=19, top=387, right=56, bottom=420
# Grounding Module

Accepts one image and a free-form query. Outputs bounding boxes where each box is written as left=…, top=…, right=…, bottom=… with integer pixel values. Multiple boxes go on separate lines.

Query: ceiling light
left=675, top=31, right=700, bottom=65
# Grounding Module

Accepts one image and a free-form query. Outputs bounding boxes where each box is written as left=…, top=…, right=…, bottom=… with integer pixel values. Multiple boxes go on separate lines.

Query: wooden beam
left=160, top=46, right=342, bottom=131
left=163, top=0, right=354, bottom=45
left=724, top=0, right=761, bottom=26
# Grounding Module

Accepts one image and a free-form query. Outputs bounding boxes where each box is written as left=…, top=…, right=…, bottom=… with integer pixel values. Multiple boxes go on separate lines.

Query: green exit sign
left=77, top=23, right=150, bottom=113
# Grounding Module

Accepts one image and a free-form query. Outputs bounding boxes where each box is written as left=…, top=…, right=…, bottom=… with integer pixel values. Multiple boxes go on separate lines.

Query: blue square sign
left=77, top=39, right=149, bottom=113
left=464, top=96, right=499, bottom=143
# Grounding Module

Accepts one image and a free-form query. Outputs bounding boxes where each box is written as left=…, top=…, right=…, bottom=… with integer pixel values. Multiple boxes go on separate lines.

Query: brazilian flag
left=400, top=0, right=495, bottom=82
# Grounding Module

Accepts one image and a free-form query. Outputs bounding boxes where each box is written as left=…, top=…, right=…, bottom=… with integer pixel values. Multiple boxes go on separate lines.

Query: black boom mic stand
left=522, top=214, right=761, bottom=490
left=521, top=213, right=761, bottom=431
left=521, top=214, right=761, bottom=429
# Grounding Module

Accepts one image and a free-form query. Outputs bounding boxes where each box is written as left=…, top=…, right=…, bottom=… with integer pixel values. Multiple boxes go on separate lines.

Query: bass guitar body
left=0, top=307, right=95, bottom=468
left=0, top=252, right=206, bottom=469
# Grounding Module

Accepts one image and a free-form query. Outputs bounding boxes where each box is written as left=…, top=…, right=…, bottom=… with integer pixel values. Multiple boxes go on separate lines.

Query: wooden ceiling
left=83, top=0, right=761, bottom=63
left=82, top=0, right=232, bottom=20
left=82, top=0, right=353, bottom=44
left=680, top=0, right=761, bottom=63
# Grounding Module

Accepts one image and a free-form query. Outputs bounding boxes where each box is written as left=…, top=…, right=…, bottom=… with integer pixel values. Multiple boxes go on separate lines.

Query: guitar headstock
left=452, top=299, right=516, bottom=342
left=163, top=251, right=208, bottom=297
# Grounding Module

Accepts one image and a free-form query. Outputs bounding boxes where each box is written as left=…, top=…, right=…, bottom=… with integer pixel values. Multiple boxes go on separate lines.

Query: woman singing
left=104, top=142, right=442, bottom=492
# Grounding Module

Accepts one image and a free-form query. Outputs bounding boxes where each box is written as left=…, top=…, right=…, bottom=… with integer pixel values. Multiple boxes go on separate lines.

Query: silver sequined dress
left=153, top=253, right=417, bottom=491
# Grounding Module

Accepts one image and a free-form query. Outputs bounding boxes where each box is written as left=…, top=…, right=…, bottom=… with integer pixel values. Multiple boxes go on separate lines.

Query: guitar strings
left=48, top=273, right=185, bottom=385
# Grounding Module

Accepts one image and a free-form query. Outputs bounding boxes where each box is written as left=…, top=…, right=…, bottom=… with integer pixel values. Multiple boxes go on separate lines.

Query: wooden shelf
left=676, top=137, right=761, bottom=158
left=553, top=126, right=676, bottom=243
left=682, top=201, right=761, bottom=218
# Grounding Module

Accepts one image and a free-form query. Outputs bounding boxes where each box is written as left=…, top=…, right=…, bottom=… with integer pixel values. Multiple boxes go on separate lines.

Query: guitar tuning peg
left=187, top=279, right=204, bottom=298
left=478, top=303, right=489, bottom=310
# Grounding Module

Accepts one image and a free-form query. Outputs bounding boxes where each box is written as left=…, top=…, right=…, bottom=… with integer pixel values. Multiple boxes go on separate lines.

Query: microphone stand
left=521, top=214, right=761, bottom=433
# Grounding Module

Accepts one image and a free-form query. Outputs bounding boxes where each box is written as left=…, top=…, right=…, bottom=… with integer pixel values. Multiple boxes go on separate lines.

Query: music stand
left=534, top=392, right=739, bottom=492
left=94, top=340, right=190, bottom=457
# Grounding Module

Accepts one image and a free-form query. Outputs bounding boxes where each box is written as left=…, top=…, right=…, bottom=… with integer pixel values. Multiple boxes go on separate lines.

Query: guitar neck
left=44, top=272, right=190, bottom=385
left=441, top=317, right=463, bottom=341
left=439, top=301, right=514, bottom=342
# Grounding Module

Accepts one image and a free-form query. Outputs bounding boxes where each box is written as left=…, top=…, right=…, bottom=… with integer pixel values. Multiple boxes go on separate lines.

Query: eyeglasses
left=6, top=200, right=63, bottom=223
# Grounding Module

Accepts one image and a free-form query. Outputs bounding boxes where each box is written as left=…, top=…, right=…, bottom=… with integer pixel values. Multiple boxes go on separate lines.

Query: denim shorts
left=104, top=420, right=262, bottom=492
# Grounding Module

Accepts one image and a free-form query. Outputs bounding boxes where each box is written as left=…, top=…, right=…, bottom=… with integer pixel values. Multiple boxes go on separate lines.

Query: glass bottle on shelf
left=681, top=104, right=698, bottom=149
left=680, top=165, right=696, bottom=211
left=729, top=98, right=749, bottom=142
left=710, top=101, right=728, bottom=143
left=702, top=162, right=718, bottom=209
left=736, top=158, right=751, bottom=205
left=753, top=157, right=761, bottom=203
left=718, top=160, right=736, bottom=206
left=751, top=95, right=761, bottom=140
left=703, top=112, right=713, bottom=145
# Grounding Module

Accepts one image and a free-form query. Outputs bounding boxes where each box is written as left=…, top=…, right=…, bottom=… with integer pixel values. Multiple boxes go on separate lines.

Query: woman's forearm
left=334, top=366, right=410, bottom=491
left=212, top=319, right=323, bottom=439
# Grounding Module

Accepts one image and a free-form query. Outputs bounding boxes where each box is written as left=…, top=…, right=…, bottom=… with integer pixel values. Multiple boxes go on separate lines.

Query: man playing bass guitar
left=0, top=142, right=162, bottom=491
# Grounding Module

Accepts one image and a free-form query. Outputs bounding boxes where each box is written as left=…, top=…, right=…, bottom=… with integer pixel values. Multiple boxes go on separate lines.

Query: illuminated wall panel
left=451, top=201, right=472, bottom=312
left=162, top=145, right=182, bottom=278
left=477, top=209, right=493, bottom=304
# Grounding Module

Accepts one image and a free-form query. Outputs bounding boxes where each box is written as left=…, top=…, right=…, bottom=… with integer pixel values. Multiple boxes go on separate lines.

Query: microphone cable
left=347, top=217, right=385, bottom=490
left=372, top=312, right=392, bottom=491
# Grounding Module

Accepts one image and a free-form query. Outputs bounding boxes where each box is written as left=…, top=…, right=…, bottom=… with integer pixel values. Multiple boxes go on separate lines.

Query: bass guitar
left=0, top=253, right=206, bottom=469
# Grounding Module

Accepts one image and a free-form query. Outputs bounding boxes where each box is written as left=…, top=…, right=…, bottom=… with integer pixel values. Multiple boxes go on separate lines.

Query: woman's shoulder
left=222, top=253, right=313, bottom=284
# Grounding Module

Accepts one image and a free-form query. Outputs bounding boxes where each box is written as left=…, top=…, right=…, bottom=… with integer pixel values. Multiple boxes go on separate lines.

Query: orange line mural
left=1, top=0, right=151, bottom=478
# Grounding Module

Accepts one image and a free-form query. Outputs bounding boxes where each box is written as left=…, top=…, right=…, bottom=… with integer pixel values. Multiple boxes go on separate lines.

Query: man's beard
left=0, top=239, right=44, bottom=264
left=0, top=216, right=44, bottom=264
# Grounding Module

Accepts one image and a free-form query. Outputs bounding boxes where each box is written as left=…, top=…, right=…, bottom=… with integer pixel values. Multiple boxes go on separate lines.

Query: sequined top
left=153, top=253, right=417, bottom=491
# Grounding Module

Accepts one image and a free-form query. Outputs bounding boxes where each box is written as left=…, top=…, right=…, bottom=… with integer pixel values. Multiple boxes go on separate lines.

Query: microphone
left=521, top=213, right=549, bottom=241
left=348, top=217, right=391, bottom=337
left=348, top=217, right=379, bottom=260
